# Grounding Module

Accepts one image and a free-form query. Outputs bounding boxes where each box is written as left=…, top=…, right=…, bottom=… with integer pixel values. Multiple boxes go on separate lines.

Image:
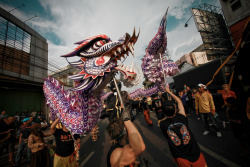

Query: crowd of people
left=1, top=82, right=249, bottom=167
left=0, top=111, right=49, bottom=166
left=0, top=110, right=81, bottom=167
left=102, top=82, right=249, bottom=166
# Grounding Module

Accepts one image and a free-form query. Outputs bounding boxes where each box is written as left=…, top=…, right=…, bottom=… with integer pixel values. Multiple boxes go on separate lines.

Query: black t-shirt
left=131, top=100, right=139, bottom=110
left=160, top=113, right=200, bottom=162
left=152, top=99, right=162, bottom=112
left=53, top=129, right=80, bottom=157
left=186, top=90, right=193, bottom=101
left=20, top=124, right=31, bottom=139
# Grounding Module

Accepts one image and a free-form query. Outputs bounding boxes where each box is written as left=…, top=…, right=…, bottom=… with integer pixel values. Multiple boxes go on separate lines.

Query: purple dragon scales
left=141, top=8, right=179, bottom=93
left=43, top=30, right=140, bottom=134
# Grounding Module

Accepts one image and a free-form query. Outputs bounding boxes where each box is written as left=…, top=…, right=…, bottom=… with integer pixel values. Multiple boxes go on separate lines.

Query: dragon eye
left=92, top=40, right=107, bottom=51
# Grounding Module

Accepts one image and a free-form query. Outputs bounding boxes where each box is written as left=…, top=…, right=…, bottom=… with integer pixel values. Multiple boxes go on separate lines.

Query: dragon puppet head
left=141, top=8, right=179, bottom=85
left=61, top=28, right=140, bottom=92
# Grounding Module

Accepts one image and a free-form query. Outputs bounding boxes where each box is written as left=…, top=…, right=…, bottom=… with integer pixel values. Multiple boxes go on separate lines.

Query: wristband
left=123, top=118, right=131, bottom=122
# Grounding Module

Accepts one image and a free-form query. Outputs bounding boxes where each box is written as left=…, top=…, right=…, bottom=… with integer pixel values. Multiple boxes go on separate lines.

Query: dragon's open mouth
left=61, top=29, right=140, bottom=92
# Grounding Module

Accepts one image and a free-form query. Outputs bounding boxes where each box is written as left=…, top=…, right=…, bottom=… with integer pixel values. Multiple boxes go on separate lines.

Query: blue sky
left=0, top=0, right=221, bottom=90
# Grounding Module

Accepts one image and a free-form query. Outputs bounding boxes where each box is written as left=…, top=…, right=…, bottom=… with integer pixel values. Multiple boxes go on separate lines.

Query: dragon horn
left=134, top=27, right=136, bottom=38
left=160, top=7, right=169, bottom=29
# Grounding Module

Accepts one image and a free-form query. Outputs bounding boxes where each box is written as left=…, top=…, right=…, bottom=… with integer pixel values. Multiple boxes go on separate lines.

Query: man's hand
left=195, top=110, right=199, bottom=115
left=7, top=129, right=13, bottom=133
left=122, top=108, right=130, bottom=121
left=38, top=143, right=44, bottom=148
left=165, top=86, right=170, bottom=93
left=211, top=109, right=215, bottom=116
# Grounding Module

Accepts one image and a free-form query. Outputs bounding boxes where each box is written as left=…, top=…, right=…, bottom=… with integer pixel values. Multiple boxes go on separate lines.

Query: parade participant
left=106, top=108, right=145, bottom=167
left=159, top=87, right=207, bottom=167
left=143, top=97, right=153, bottom=126
left=28, top=123, right=50, bottom=167
left=14, top=117, right=32, bottom=166
left=91, top=125, right=99, bottom=142
left=152, top=94, right=163, bottom=120
left=51, top=118, right=80, bottom=167
left=146, top=96, right=153, bottom=111
left=222, top=84, right=236, bottom=107
left=196, top=84, right=222, bottom=137
left=194, top=87, right=201, bottom=120
left=219, top=84, right=237, bottom=127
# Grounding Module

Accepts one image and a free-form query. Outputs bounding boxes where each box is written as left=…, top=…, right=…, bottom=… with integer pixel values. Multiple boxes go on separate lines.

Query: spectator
left=0, top=110, right=7, bottom=120
left=8, top=117, right=16, bottom=165
left=20, top=112, right=26, bottom=122
left=14, top=112, right=20, bottom=122
left=106, top=109, right=145, bottom=167
left=28, top=123, right=50, bottom=167
left=14, top=118, right=32, bottom=166
left=41, top=119, right=48, bottom=130
left=0, top=117, right=14, bottom=165
left=51, top=118, right=80, bottom=167
left=159, top=87, right=207, bottom=167
left=184, top=84, right=187, bottom=90
left=186, top=86, right=195, bottom=114
left=29, top=117, right=35, bottom=125
left=179, top=91, right=188, bottom=115
left=34, top=112, right=43, bottom=123
left=196, top=84, right=222, bottom=137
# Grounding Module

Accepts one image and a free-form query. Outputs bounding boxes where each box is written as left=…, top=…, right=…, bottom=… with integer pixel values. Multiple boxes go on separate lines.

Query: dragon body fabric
left=43, top=31, right=139, bottom=134
left=141, top=9, right=179, bottom=93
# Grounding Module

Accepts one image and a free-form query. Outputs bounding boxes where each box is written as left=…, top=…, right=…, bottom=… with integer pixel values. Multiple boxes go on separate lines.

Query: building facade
left=175, top=44, right=209, bottom=67
left=50, top=65, right=77, bottom=89
left=219, top=0, right=250, bottom=46
left=0, top=7, right=48, bottom=116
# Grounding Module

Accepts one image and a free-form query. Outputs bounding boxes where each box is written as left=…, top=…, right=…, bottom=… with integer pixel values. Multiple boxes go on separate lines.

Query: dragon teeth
left=128, top=45, right=134, bottom=57
left=123, top=45, right=127, bottom=51
left=112, top=50, right=117, bottom=56
left=125, top=52, right=129, bottom=57
left=117, top=47, right=122, bottom=53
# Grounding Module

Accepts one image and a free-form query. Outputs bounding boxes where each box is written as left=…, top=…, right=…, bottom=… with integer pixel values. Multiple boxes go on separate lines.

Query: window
left=230, top=0, right=242, bottom=12
left=0, top=16, right=31, bottom=75
left=0, top=16, right=31, bottom=53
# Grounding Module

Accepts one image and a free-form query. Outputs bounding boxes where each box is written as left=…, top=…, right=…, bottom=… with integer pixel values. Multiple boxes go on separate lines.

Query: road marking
left=198, top=144, right=241, bottom=167
left=79, top=151, right=95, bottom=167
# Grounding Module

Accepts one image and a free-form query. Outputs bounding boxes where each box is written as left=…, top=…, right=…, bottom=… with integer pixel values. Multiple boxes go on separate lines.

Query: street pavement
left=79, top=111, right=250, bottom=167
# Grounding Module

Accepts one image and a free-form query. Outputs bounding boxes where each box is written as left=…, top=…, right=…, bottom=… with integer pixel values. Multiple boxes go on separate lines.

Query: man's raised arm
left=165, top=87, right=186, bottom=117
